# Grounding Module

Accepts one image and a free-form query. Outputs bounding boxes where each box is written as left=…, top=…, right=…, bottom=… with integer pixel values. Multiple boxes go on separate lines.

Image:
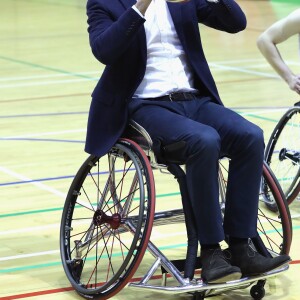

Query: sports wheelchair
left=264, top=101, right=300, bottom=211
left=60, top=120, right=292, bottom=300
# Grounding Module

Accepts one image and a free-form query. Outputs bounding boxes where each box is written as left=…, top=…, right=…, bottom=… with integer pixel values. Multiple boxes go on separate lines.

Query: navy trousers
left=128, top=97, right=264, bottom=244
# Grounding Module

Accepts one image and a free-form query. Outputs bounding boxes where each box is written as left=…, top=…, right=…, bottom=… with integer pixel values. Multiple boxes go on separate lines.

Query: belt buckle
left=168, top=93, right=174, bottom=101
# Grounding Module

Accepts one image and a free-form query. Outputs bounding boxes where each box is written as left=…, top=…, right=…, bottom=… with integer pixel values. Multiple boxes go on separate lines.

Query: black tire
left=264, top=105, right=300, bottom=209
left=60, top=139, right=155, bottom=299
left=250, top=284, right=265, bottom=300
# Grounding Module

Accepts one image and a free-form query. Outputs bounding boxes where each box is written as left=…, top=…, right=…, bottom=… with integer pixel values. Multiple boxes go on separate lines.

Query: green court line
left=0, top=55, right=96, bottom=80
left=0, top=243, right=187, bottom=274
left=0, top=192, right=181, bottom=218
left=271, top=0, right=300, bottom=4
left=2, top=224, right=300, bottom=274
left=0, top=207, right=63, bottom=218
left=270, top=0, right=300, bottom=20
left=237, top=112, right=280, bottom=124
left=15, top=0, right=85, bottom=8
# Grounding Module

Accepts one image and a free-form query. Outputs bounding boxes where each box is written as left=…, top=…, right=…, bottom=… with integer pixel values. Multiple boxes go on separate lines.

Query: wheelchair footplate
left=128, top=240, right=290, bottom=299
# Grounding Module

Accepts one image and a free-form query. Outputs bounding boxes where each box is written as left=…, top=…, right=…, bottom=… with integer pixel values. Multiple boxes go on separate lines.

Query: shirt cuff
left=132, top=5, right=145, bottom=18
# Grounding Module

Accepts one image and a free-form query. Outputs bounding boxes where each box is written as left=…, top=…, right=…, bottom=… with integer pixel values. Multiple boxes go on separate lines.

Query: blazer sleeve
left=196, top=0, right=247, bottom=33
left=87, top=0, right=145, bottom=65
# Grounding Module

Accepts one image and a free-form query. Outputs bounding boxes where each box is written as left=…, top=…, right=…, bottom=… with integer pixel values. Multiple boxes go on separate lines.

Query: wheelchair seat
left=122, top=120, right=187, bottom=166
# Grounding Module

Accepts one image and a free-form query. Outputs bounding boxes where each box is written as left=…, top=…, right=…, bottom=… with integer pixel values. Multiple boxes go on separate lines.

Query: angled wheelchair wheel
left=264, top=105, right=300, bottom=210
left=60, top=139, right=155, bottom=299
left=219, top=160, right=292, bottom=255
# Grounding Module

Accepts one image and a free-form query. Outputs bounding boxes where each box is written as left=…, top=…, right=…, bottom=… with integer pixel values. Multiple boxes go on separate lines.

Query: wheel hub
left=278, top=148, right=287, bottom=161
left=93, top=209, right=121, bottom=229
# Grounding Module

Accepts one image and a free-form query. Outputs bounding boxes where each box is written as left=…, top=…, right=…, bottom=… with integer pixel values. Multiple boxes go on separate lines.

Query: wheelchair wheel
left=264, top=105, right=300, bottom=210
left=219, top=160, right=292, bottom=255
left=258, top=162, right=292, bottom=255
left=60, top=138, right=155, bottom=299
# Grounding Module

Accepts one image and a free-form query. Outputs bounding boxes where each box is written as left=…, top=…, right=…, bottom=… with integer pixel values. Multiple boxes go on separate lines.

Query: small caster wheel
left=193, top=291, right=205, bottom=300
left=264, top=201, right=278, bottom=212
left=250, top=284, right=265, bottom=300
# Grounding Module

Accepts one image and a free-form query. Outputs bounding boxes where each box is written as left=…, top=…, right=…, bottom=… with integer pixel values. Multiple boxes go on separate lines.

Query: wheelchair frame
left=60, top=120, right=292, bottom=300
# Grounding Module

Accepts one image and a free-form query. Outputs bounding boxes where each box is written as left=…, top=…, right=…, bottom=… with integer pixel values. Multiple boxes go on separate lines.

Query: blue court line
left=0, top=169, right=132, bottom=187
left=0, top=174, right=76, bottom=187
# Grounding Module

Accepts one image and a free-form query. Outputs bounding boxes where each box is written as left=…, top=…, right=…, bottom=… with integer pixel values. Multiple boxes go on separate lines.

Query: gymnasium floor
left=0, top=0, right=299, bottom=299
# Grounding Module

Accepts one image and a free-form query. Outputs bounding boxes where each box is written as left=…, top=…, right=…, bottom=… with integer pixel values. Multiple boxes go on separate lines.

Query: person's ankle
left=228, top=237, right=249, bottom=247
left=201, top=243, right=221, bottom=250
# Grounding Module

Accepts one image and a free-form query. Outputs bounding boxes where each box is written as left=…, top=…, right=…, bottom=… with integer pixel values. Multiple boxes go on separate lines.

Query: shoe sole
left=206, top=271, right=242, bottom=284
left=242, top=260, right=291, bottom=277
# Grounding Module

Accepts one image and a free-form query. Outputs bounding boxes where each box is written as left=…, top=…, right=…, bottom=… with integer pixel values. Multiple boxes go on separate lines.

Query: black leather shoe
left=200, top=248, right=242, bottom=283
left=225, top=243, right=291, bottom=277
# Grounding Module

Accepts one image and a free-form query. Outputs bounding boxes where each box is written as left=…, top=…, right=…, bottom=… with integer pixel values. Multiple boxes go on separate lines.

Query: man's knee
left=249, top=125, right=264, bottom=145
left=187, top=129, right=221, bottom=159
left=240, top=124, right=264, bottom=152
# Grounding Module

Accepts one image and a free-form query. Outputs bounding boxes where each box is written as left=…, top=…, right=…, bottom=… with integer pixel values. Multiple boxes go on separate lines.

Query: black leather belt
left=145, top=91, right=200, bottom=102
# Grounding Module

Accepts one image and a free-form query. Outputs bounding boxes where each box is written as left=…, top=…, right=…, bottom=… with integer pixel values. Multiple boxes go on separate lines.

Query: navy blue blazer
left=85, top=0, right=247, bottom=156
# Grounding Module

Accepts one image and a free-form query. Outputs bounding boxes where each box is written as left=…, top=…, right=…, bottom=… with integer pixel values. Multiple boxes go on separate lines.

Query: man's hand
left=287, top=74, right=300, bottom=94
left=135, top=0, right=152, bottom=15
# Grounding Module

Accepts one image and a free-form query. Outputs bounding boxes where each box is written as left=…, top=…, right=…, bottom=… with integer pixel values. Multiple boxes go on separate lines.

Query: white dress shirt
left=132, top=0, right=196, bottom=98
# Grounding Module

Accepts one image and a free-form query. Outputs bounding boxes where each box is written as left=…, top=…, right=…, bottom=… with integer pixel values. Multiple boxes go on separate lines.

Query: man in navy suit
left=86, top=0, right=290, bottom=283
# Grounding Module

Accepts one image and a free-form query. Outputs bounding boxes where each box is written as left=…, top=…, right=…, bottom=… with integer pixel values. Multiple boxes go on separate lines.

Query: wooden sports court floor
left=0, top=0, right=300, bottom=299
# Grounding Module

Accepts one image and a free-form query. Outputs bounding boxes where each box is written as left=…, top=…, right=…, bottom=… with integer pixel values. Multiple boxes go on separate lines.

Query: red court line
left=0, top=287, right=74, bottom=300
left=0, top=272, right=182, bottom=300
left=1, top=262, right=299, bottom=300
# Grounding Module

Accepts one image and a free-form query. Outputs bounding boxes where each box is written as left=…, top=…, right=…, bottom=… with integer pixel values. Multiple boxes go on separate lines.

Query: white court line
left=239, top=108, right=289, bottom=116
left=210, top=58, right=300, bottom=65
left=2, top=128, right=86, bottom=139
left=286, top=61, right=300, bottom=66
left=0, top=224, right=59, bottom=236
left=0, top=250, right=59, bottom=262
left=209, top=62, right=279, bottom=79
left=291, top=213, right=300, bottom=219
left=0, top=166, right=66, bottom=198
